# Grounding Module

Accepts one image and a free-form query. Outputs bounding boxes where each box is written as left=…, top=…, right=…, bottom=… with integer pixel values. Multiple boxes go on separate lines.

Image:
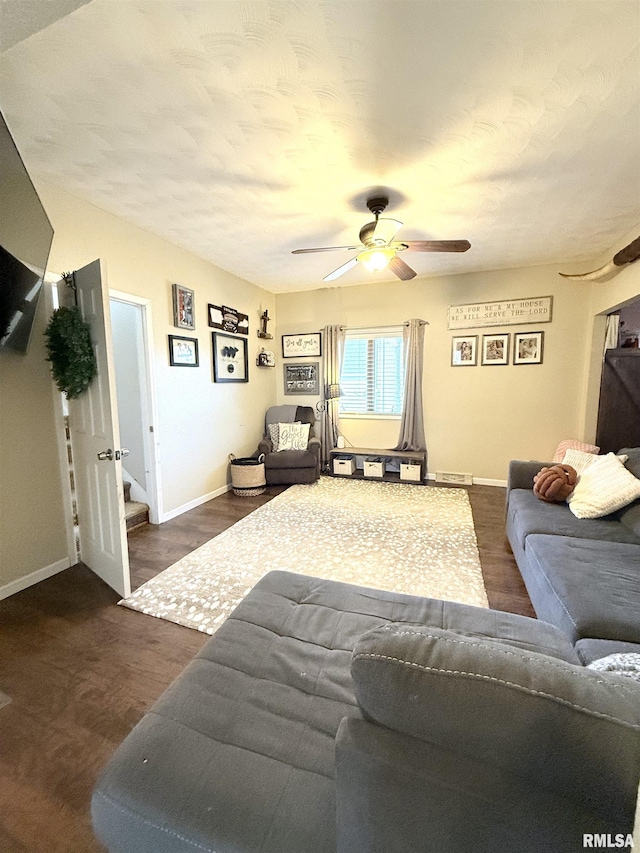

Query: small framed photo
left=481, top=333, right=510, bottom=365
left=451, top=335, right=478, bottom=366
left=212, top=332, right=248, bottom=382
left=168, top=335, right=199, bottom=367
left=173, top=283, right=195, bottom=330
left=514, top=331, right=544, bottom=365
left=283, top=362, right=320, bottom=395
left=282, top=332, right=322, bottom=358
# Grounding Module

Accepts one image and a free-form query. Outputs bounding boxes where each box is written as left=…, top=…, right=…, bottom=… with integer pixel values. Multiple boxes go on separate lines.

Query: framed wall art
left=283, top=362, right=320, bottom=395
left=208, top=303, right=249, bottom=335
left=212, top=332, right=248, bottom=382
left=514, top=331, right=544, bottom=365
left=451, top=335, right=478, bottom=366
left=168, top=335, right=199, bottom=367
left=282, top=332, right=322, bottom=358
left=173, top=283, right=195, bottom=330
left=481, top=333, right=510, bottom=365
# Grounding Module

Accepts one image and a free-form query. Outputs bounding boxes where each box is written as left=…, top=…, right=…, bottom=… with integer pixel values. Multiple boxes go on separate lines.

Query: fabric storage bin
left=333, top=455, right=356, bottom=476
left=364, top=457, right=386, bottom=478
left=400, top=460, right=422, bottom=482
left=229, top=453, right=266, bottom=495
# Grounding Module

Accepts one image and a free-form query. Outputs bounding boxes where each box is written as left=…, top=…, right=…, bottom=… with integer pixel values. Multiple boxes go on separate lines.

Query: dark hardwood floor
left=0, top=481, right=531, bottom=852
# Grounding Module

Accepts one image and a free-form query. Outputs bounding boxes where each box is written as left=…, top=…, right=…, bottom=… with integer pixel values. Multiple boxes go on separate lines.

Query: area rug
left=119, top=476, right=487, bottom=633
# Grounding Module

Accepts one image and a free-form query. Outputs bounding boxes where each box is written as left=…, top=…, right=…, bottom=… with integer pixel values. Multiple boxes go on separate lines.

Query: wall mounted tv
left=0, top=110, right=54, bottom=353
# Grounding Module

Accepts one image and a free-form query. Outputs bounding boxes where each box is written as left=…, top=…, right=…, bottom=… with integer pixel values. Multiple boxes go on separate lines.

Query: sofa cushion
left=524, top=534, right=640, bottom=643
left=335, top=717, right=617, bottom=853
left=507, top=489, right=640, bottom=552
left=264, top=448, right=317, bottom=469
left=351, top=621, right=640, bottom=822
left=620, top=447, right=640, bottom=479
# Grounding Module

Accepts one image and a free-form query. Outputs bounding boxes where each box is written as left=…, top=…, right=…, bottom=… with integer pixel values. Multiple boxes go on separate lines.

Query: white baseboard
left=426, top=473, right=507, bottom=488
left=0, top=557, right=70, bottom=602
left=160, top=483, right=232, bottom=523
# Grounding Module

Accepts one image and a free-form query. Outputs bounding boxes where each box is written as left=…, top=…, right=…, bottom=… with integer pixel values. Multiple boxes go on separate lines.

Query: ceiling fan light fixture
left=359, top=247, right=395, bottom=272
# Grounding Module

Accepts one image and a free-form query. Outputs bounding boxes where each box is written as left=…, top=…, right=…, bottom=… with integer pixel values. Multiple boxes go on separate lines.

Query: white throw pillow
left=567, top=452, right=640, bottom=519
left=553, top=439, right=600, bottom=463
left=276, top=421, right=310, bottom=452
left=561, top=447, right=600, bottom=474
left=587, top=653, right=640, bottom=683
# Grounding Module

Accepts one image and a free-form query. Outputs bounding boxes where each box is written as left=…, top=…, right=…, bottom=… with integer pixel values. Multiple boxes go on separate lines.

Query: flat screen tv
left=0, top=110, right=54, bottom=353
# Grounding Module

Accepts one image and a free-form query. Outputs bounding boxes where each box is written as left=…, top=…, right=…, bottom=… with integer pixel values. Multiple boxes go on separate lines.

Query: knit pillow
left=567, top=452, right=640, bottom=519
left=533, top=464, right=577, bottom=502
left=268, top=422, right=281, bottom=451
left=553, top=439, right=599, bottom=464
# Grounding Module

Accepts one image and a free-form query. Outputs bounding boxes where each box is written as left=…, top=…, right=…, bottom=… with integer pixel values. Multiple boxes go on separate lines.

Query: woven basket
left=229, top=453, right=266, bottom=496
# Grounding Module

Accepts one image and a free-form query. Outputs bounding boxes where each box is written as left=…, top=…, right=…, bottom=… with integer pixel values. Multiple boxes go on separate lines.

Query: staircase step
left=125, top=500, right=149, bottom=532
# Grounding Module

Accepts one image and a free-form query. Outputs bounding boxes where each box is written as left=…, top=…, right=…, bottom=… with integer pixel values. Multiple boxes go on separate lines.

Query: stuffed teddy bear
left=533, top=464, right=578, bottom=502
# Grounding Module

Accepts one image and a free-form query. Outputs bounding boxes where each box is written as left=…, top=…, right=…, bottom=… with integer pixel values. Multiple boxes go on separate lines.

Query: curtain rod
left=337, top=320, right=429, bottom=331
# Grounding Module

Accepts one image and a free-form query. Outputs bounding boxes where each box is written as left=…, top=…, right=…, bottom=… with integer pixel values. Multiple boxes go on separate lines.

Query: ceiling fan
left=292, top=196, right=471, bottom=282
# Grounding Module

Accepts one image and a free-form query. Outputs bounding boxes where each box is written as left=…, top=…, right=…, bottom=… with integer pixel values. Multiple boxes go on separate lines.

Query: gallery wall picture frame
left=451, top=335, right=478, bottom=366
left=282, top=332, right=322, bottom=358
left=212, top=331, right=248, bottom=382
left=208, top=303, right=249, bottom=335
left=168, top=334, right=199, bottom=367
left=513, top=331, right=544, bottom=365
left=283, top=361, right=320, bottom=395
left=173, top=283, right=195, bottom=330
left=481, top=333, right=510, bottom=366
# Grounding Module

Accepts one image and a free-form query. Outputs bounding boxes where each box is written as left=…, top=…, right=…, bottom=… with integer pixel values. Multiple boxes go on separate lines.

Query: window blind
left=340, top=326, right=404, bottom=415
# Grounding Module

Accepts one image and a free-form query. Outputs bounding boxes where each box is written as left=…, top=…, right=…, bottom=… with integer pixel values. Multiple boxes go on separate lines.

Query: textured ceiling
left=0, top=0, right=638, bottom=293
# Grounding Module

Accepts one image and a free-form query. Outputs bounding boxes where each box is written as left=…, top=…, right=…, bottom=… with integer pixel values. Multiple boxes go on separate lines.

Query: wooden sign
left=448, top=296, right=553, bottom=330
left=208, top=304, right=249, bottom=335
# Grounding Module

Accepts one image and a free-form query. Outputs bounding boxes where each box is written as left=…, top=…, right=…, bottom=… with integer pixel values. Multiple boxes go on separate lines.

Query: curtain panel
left=394, top=318, right=427, bottom=453
left=321, top=324, right=346, bottom=468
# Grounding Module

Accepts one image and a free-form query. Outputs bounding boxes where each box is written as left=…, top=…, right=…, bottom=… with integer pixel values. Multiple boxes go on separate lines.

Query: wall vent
left=435, top=471, right=473, bottom=486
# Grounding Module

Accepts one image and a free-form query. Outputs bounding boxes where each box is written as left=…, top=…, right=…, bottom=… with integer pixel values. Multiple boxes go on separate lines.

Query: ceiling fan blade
left=388, top=256, right=416, bottom=280
left=323, top=257, right=359, bottom=282
left=370, top=217, right=403, bottom=245
left=292, top=246, right=358, bottom=254
left=396, top=240, right=471, bottom=253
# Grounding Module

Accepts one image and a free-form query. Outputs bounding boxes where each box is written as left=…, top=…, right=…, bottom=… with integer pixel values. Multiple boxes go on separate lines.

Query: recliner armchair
left=258, top=405, right=321, bottom=485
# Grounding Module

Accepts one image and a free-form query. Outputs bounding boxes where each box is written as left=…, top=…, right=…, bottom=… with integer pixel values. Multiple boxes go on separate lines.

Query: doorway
left=109, top=290, right=161, bottom=524
left=596, top=299, right=640, bottom=453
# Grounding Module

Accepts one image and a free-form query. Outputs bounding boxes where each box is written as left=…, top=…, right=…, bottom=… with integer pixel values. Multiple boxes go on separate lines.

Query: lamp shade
left=325, top=383, right=342, bottom=400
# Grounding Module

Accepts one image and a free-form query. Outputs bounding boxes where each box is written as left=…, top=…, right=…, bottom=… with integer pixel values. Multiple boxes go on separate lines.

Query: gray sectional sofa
left=506, top=447, right=640, bottom=662
left=92, top=570, right=640, bottom=852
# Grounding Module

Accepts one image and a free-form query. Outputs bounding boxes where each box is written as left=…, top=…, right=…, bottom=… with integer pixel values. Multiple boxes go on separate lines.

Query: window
left=339, top=327, right=404, bottom=416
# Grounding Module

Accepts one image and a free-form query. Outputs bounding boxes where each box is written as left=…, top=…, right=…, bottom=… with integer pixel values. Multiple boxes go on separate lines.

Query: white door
left=64, top=260, right=131, bottom=597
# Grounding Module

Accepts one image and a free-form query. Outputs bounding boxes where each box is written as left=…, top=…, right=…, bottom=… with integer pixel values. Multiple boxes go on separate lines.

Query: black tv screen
left=0, top=110, right=54, bottom=353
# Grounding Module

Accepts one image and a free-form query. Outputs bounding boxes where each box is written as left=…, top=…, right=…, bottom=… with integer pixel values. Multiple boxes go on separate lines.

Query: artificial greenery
left=44, top=306, right=97, bottom=399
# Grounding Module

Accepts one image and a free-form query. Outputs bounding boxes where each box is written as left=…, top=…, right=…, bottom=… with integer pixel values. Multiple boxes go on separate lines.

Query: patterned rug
left=119, top=476, right=487, bottom=633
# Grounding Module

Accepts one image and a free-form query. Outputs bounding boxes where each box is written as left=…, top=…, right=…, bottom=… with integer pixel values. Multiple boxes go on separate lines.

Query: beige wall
left=1, top=183, right=277, bottom=593
left=276, top=255, right=640, bottom=482
left=0, top=292, right=69, bottom=587
left=38, top=184, right=278, bottom=515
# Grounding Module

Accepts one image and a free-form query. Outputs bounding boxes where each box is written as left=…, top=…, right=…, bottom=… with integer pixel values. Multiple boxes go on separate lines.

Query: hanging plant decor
left=44, top=306, right=97, bottom=399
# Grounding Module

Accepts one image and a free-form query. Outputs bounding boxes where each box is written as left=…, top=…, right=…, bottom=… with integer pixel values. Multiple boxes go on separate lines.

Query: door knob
left=97, top=449, right=114, bottom=461
left=119, top=448, right=130, bottom=458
